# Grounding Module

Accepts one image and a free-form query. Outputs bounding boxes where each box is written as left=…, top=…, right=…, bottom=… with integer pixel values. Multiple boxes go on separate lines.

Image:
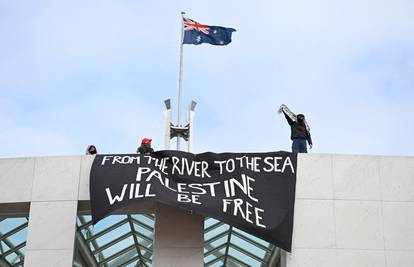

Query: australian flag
left=183, top=17, right=236, bottom=46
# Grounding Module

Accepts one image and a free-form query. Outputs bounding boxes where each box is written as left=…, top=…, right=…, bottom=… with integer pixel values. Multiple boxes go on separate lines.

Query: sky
left=1, top=0, right=413, bottom=158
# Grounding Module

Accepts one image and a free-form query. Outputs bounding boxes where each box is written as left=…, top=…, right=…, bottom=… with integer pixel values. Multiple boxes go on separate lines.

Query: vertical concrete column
left=24, top=157, right=81, bottom=267
left=187, top=101, right=196, bottom=152
left=153, top=102, right=204, bottom=267
left=153, top=203, right=204, bottom=267
left=164, top=99, right=172, bottom=150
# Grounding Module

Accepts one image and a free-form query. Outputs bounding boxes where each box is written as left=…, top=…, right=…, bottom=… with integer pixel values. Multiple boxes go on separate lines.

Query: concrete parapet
left=1, top=153, right=413, bottom=266
left=285, top=154, right=414, bottom=267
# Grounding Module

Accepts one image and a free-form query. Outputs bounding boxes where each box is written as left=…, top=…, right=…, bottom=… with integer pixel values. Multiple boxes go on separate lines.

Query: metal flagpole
left=176, top=11, right=186, bottom=150
left=154, top=13, right=203, bottom=267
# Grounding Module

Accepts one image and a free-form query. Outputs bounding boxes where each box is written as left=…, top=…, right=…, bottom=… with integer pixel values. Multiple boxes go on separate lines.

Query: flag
left=183, top=17, right=236, bottom=46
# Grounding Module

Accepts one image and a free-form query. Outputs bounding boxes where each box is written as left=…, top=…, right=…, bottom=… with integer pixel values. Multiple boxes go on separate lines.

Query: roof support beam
left=267, top=247, right=281, bottom=267
left=75, top=231, right=99, bottom=267
left=222, top=226, right=233, bottom=266
left=127, top=215, right=147, bottom=267
left=0, top=257, right=12, bottom=267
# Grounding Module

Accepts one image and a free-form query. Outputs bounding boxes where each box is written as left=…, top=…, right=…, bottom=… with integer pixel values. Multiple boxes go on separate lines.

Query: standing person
left=137, top=138, right=154, bottom=155
left=278, top=104, right=313, bottom=153
left=86, top=145, right=98, bottom=155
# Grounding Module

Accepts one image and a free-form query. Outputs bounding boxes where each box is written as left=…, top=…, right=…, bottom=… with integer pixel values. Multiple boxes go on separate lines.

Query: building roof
left=1, top=215, right=280, bottom=267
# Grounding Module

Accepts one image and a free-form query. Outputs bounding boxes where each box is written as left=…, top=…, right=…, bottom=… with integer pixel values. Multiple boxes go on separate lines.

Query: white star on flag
left=196, top=36, right=201, bottom=42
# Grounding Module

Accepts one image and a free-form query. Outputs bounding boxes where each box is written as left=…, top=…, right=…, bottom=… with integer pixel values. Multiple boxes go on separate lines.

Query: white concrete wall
left=0, top=155, right=171, bottom=266
left=0, top=156, right=84, bottom=267
left=284, top=154, right=414, bottom=267
left=1, top=154, right=414, bottom=267
left=152, top=203, right=204, bottom=267
left=0, top=155, right=92, bottom=204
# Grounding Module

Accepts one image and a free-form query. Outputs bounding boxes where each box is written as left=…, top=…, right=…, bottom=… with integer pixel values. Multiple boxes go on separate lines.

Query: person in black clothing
left=137, top=138, right=154, bottom=155
left=86, top=145, right=98, bottom=155
left=278, top=104, right=313, bottom=153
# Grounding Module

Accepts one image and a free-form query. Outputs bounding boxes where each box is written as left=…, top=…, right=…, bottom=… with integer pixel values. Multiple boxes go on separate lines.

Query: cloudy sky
left=1, top=0, right=413, bottom=158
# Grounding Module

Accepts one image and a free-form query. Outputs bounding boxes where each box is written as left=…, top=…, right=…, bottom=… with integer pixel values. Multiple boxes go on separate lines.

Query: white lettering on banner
left=202, top=161, right=211, bottom=178
left=92, top=152, right=298, bottom=252
left=222, top=198, right=266, bottom=228
left=171, top=156, right=181, bottom=174
left=187, top=183, right=206, bottom=194
left=263, top=156, right=295, bottom=173
left=145, top=156, right=169, bottom=174
left=223, top=174, right=258, bottom=202
left=247, top=157, right=261, bottom=172
left=105, top=185, right=128, bottom=205
left=177, top=183, right=190, bottom=193
left=226, top=159, right=235, bottom=172
left=101, top=154, right=294, bottom=175
left=263, top=157, right=282, bottom=172
left=218, top=157, right=261, bottom=172
left=105, top=184, right=156, bottom=205
left=135, top=167, right=221, bottom=195
left=136, top=167, right=151, bottom=181
left=214, top=160, right=226, bottom=174
left=282, top=157, right=294, bottom=173
left=177, top=194, right=201, bottom=204
left=101, top=155, right=141, bottom=165
left=204, top=182, right=220, bottom=196
left=171, top=156, right=211, bottom=178
left=99, top=154, right=294, bottom=232
left=235, top=156, right=246, bottom=167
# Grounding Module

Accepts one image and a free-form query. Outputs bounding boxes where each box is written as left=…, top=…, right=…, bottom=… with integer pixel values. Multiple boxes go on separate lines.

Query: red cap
left=141, top=138, right=152, bottom=144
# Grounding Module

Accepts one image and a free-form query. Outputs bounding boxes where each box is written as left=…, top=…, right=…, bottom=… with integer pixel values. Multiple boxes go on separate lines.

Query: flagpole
left=176, top=11, right=185, bottom=150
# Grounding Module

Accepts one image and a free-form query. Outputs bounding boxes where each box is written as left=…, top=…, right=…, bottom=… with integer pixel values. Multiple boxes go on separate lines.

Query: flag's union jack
left=183, top=17, right=210, bottom=34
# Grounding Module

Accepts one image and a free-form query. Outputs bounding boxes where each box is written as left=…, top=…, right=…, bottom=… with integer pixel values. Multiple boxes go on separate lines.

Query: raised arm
left=282, top=110, right=294, bottom=125
left=279, top=104, right=295, bottom=125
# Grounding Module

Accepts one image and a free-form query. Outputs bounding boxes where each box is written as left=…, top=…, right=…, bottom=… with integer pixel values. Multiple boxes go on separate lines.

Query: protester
left=137, top=138, right=154, bottom=155
left=86, top=145, right=98, bottom=155
left=278, top=104, right=313, bottom=153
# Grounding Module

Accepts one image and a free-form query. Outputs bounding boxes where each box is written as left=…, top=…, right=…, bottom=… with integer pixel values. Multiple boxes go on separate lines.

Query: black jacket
left=283, top=112, right=313, bottom=145
left=137, top=146, right=154, bottom=154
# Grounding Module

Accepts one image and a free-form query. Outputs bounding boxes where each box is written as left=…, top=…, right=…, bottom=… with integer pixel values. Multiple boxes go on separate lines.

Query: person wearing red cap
left=137, top=138, right=154, bottom=154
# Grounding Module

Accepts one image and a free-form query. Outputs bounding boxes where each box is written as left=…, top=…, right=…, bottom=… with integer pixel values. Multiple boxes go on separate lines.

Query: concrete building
left=0, top=153, right=413, bottom=266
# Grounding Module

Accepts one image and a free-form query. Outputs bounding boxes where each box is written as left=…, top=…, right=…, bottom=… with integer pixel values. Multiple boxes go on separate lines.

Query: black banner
left=90, top=151, right=297, bottom=251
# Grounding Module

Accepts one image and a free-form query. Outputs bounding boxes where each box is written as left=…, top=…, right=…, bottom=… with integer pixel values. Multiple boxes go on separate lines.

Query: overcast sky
left=1, top=0, right=413, bottom=158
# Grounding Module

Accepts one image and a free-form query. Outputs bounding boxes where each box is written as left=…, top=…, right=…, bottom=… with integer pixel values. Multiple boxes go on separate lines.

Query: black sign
left=90, top=150, right=297, bottom=251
